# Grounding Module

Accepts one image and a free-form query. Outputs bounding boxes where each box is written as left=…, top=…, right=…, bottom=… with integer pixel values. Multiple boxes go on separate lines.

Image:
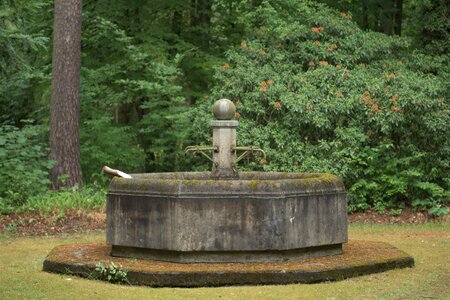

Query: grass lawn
left=0, top=224, right=448, bottom=300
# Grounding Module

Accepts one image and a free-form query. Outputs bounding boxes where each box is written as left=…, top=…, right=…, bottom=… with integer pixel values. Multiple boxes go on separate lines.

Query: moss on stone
left=43, top=240, right=414, bottom=287
left=109, top=172, right=344, bottom=195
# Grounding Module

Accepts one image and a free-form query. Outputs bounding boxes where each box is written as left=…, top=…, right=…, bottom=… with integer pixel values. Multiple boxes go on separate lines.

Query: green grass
left=0, top=224, right=449, bottom=299
left=8, top=187, right=106, bottom=213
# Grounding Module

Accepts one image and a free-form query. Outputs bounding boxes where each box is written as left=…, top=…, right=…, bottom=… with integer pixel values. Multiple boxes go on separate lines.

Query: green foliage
left=80, top=12, right=189, bottom=174
left=94, top=262, right=129, bottom=284
left=192, top=0, right=449, bottom=214
left=16, top=186, right=106, bottom=214
left=0, top=0, right=448, bottom=215
left=0, top=122, right=54, bottom=212
left=413, top=0, right=449, bottom=56
left=0, top=0, right=52, bottom=125
left=80, top=117, right=145, bottom=185
left=5, top=221, right=17, bottom=234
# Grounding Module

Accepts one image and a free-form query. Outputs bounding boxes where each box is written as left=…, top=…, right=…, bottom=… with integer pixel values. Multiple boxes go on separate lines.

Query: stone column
left=211, top=99, right=238, bottom=179
left=211, top=120, right=238, bottom=178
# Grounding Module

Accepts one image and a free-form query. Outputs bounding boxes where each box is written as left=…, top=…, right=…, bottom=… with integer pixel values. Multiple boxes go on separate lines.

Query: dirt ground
left=0, top=207, right=448, bottom=236
left=0, top=209, right=106, bottom=236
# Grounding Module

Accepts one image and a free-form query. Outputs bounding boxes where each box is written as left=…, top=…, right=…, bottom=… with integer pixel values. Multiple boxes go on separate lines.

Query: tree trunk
left=362, top=0, right=369, bottom=30
left=191, top=0, right=212, bottom=49
left=394, top=0, right=403, bottom=35
left=172, top=9, right=182, bottom=36
left=49, top=0, right=83, bottom=189
left=381, top=0, right=394, bottom=35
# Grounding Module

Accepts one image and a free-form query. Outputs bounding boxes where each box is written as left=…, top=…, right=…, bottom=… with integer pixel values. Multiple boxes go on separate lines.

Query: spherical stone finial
left=213, top=99, right=236, bottom=120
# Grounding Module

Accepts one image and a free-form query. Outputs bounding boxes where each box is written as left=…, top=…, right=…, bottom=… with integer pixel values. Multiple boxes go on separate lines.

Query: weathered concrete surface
left=43, top=240, right=414, bottom=287
left=106, top=172, right=348, bottom=262
left=210, top=120, right=239, bottom=178
left=111, top=244, right=343, bottom=263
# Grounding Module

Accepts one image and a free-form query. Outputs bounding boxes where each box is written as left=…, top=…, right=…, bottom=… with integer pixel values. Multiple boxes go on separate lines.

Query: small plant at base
left=428, top=204, right=449, bottom=217
left=389, top=208, right=402, bottom=217
left=94, top=262, right=129, bottom=284
left=5, top=222, right=17, bottom=234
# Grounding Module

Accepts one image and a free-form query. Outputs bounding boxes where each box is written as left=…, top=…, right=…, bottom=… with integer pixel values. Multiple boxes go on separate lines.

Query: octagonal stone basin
left=106, top=172, right=347, bottom=263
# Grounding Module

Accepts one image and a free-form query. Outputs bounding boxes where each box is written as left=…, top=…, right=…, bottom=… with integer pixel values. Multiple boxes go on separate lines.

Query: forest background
left=0, top=0, right=448, bottom=216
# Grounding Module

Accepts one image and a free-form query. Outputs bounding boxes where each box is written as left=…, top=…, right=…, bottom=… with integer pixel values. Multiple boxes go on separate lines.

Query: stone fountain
left=106, top=99, right=347, bottom=263
left=43, top=98, right=414, bottom=287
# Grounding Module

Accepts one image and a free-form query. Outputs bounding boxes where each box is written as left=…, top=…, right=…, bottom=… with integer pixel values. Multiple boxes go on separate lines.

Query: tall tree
left=394, top=0, right=403, bottom=35
left=49, top=0, right=83, bottom=189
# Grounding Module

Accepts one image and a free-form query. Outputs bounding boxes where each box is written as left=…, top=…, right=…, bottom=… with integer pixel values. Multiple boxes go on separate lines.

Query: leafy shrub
left=0, top=123, right=54, bottom=212
left=80, top=14, right=189, bottom=174
left=20, top=186, right=106, bottom=213
left=94, top=262, right=129, bottom=284
left=80, top=116, right=145, bottom=185
left=0, top=0, right=52, bottom=126
left=191, top=1, right=449, bottom=214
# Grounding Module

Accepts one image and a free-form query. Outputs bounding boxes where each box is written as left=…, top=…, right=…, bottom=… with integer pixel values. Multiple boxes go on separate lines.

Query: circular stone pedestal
left=43, top=240, right=414, bottom=287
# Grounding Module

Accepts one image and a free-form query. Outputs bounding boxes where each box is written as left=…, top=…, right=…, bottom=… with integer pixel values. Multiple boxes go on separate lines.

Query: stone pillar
left=211, top=120, right=238, bottom=178
left=211, top=99, right=238, bottom=179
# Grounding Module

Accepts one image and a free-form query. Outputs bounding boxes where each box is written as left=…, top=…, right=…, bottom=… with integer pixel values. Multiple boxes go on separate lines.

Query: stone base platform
left=43, top=240, right=414, bottom=287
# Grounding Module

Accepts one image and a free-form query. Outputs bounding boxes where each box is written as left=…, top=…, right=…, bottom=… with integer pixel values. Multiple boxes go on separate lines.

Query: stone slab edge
left=43, top=254, right=414, bottom=287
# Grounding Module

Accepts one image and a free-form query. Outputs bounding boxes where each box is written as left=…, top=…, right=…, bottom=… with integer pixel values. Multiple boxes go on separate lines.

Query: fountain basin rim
left=108, top=172, right=345, bottom=195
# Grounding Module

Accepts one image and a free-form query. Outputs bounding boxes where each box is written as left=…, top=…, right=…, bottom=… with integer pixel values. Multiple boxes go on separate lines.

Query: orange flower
left=444, top=109, right=449, bottom=113
left=259, top=49, right=267, bottom=56
left=260, top=158, right=268, bottom=165
left=240, top=41, right=247, bottom=48
left=340, top=12, right=352, bottom=20
left=336, top=64, right=341, bottom=69
left=391, top=106, right=401, bottom=112
left=260, top=81, right=267, bottom=87
left=319, top=61, right=329, bottom=66
left=371, top=104, right=379, bottom=112
left=391, top=95, right=399, bottom=102
left=274, top=101, right=282, bottom=109
left=305, top=105, right=314, bottom=110
left=267, top=79, right=273, bottom=85
left=360, top=91, right=372, bottom=105
left=260, top=87, right=267, bottom=93
left=360, top=92, right=372, bottom=105
left=308, top=60, right=315, bottom=67
left=336, top=92, right=343, bottom=97
left=327, top=44, right=337, bottom=51
left=234, top=112, right=241, bottom=119
left=388, top=73, right=396, bottom=79
left=219, top=63, right=230, bottom=72
left=311, top=26, right=324, bottom=33
left=314, top=40, right=321, bottom=46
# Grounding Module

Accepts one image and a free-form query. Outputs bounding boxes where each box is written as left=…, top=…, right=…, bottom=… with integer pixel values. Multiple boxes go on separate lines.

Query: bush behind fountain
left=190, top=2, right=449, bottom=215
